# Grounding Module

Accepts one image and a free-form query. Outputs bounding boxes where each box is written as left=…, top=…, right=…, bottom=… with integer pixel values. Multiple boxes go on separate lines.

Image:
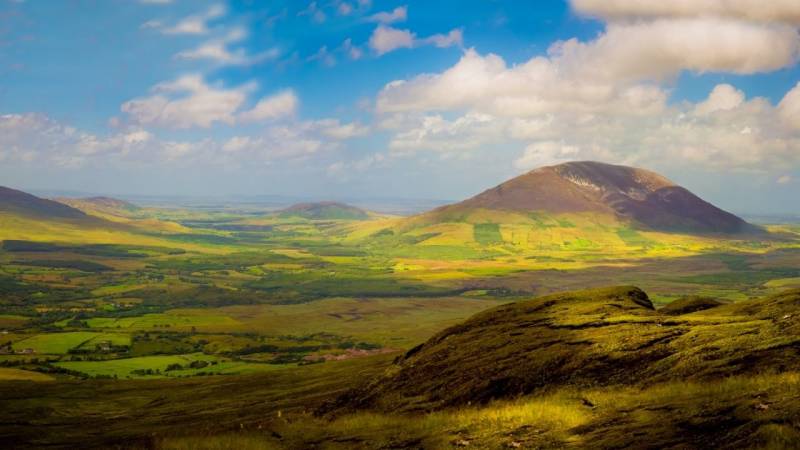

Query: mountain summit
left=431, top=161, right=752, bottom=233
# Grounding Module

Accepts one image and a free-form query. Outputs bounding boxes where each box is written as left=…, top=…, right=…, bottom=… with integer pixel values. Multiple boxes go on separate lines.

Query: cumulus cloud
left=386, top=113, right=504, bottom=154
left=376, top=15, right=800, bottom=115
left=239, top=90, right=299, bottom=123
left=369, top=25, right=415, bottom=55
left=377, top=82, right=800, bottom=174
left=694, top=84, right=745, bottom=115
left=0, top=113, right=156, bottom=168
left=554, top=19, right=800, bottom=81
left=571, top=0, right=800, bottom=24
left=160, top=4, right=226, bottom=35
left=778, top=82, right=800, bottom=130
left=121, top=74, right=254, bottom=129
left=369, top=25, right=463, bottom=55
left=514, top=141, right=581, bottom=171
left=368, top=6, right=407, bottom=24
left=0, top=112, right=366, bottom=169
left=377, top=49, right=668, bottom=116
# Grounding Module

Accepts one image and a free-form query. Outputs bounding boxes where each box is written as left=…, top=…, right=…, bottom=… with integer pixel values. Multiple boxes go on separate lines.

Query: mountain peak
left=429, top=161, right=753, bottom=234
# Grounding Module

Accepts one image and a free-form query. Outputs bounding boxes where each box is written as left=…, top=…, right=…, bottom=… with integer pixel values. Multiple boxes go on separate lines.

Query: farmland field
left=1, top=196, right=800, bottom=448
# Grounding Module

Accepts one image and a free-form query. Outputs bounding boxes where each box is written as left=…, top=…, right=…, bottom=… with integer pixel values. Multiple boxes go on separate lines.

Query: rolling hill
left=0, top=186, right=93, bottom=221
left=278, top=201, right=370, bottom=220
left=55, top=196, right=141, bottom=217
left=420, top=161, right=752, bottom=234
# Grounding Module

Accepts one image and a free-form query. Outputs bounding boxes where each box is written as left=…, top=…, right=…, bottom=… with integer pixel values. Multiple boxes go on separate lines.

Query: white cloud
left=239, top=90, right=299, bottom=123
left=369, top=25, right=415, bottom=55
left=160, top=4, right=226, bottom=35
left=571, top=0, right=800, bottom=24
left=778, top=82, right=800, bottom=130
left=422, top=29, right=463, bottom=49
left=376, top=81, right=800, bottom=174
left=312, top=119, right=369, bottom=139
left=0, top=113, right=156, bottom=168
left=553, top=19, right=800, bottom=81
left=121, top=74, right=254, bottom=129
left=777, top=175, right=793, bottom=184
left=175, top=28, right=279, bottom=66
left=514, top=141, right=581, bottom=171
left=694, top=84, right=745, bottom=115
left=369, top=25, right=463, bottom=55
left=368, top=6, right=407, bottom=24
left=387, top=113, right=504, bottom=155
left=0, top=112, right=366, bottom=169
left=376, top=14, right=800, bottom=115
left=377, top=49, right=668, bottom=116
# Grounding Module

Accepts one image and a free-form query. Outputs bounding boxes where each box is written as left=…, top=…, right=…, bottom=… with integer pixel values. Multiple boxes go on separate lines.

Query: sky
left=0, top=0, right=799, bottom=214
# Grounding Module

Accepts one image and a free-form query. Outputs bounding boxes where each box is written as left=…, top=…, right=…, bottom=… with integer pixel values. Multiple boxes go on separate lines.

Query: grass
left=82, top=313, right=240, bottom=331
left=12, top=332, right=105, bottom=354
left=473, top=223, right=503, bottom=245
left=0, top=368, right=54, bottom=382
left=54, top=353, right=221, bottom=378
left=153, top=371, right=800, bottom=449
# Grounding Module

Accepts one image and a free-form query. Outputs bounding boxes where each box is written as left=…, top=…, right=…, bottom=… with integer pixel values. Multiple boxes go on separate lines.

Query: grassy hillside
left=4, top=288, right=800, bottom=449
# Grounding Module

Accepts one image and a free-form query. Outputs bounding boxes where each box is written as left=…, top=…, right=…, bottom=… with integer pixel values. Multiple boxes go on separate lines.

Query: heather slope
left=331, top=286, right=800, bottom=413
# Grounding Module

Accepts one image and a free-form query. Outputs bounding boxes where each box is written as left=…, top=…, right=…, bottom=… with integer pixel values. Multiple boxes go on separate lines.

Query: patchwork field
left=1, top=196, right=800, bottom=448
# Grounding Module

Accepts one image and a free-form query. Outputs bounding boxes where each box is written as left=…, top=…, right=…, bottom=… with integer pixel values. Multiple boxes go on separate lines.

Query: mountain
left=329, top=286, right=800, bottom=413
left=422, top=161, right=752, bottom=234
left=0, top=186, right=92, bottom=221
left=278, top=201, right=370, bottom=220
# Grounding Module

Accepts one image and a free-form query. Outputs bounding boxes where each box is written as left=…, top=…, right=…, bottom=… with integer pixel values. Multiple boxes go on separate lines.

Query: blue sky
left=0, top=0, right=799, bottom=213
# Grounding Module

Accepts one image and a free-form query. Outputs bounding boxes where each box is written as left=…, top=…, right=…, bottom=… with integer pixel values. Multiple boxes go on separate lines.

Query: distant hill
left=278, top=202, right=370, bottom=220
left=423, top=161, right=752, bottom=234
left=330, top=286, right=800, bottom=413
left=0, top=186, right=92, bottom=221
left=55, top=196, right=141, bottom=218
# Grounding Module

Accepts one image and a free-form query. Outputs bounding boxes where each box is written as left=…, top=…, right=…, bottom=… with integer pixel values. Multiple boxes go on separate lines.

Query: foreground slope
left=416, top=161, right=753, bottom=234
left=332, top=286, right=800, bottom=413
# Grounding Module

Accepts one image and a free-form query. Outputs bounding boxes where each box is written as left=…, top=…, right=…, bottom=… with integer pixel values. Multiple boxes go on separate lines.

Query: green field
left=1, top=196, right=800, bottom=448
left=12, top=332, right=107, bottom=354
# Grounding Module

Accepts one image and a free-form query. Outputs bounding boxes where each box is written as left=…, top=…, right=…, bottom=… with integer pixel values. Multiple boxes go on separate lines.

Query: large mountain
left=424, top=161, right=752, bottom=234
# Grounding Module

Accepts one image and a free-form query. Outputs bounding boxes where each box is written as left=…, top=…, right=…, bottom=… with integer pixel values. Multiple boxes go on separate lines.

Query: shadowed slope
left=0, top=186, right=91, bottom=221
left=330, top=286, right=800, bottom=413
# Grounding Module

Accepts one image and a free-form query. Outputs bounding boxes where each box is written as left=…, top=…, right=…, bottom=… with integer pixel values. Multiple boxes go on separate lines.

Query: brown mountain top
left=430, top=161, right=752, bottom=233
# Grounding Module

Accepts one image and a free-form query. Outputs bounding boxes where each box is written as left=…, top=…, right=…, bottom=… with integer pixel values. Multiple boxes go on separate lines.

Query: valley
left=1, top=162, right=800, bottom=448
